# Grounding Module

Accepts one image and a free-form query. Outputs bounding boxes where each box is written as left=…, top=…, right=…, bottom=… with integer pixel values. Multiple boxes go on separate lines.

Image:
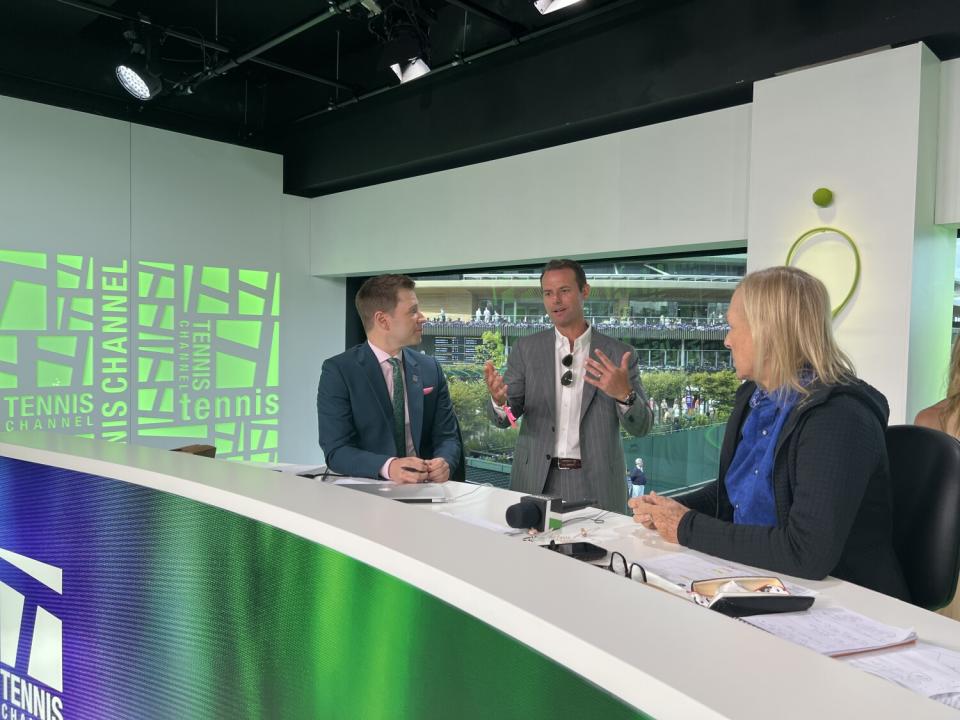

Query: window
left=407, top=251, right=746, bottom=504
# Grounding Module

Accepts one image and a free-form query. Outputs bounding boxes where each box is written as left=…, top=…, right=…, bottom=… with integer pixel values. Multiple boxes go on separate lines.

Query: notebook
left=342, top=482, right=450, bottom=503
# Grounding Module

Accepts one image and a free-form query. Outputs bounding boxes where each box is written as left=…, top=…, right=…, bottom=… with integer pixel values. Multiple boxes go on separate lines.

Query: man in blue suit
left=317, top=275, right=462, bottom=483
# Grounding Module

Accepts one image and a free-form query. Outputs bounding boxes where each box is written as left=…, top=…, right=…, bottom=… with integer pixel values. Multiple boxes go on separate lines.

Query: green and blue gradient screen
left=0, top=456, right=645, bottom=719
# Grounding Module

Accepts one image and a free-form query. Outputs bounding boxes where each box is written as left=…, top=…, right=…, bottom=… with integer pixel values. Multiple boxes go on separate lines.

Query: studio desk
left=0, top=431, right=958, bottom=719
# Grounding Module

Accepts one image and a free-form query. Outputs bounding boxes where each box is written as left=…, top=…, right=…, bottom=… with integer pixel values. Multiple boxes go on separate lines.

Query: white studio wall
left=937, top=57, right=960, bottom=225
left=309, top=42, right=960, bottom=426
left=0, top=95, right=341, bottom=464
left=308, top=104, right=752, bottom=276
left=747, top=43, right=953, bottom=424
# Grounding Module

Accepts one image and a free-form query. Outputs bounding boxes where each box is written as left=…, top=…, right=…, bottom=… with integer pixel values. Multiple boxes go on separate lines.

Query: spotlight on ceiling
left=116, top=28, right=162, bottom=100
left=533, top=0, right=583, bottom=14
left=359, top=0, right=382, bottom=16
left=116, top=58, right=162, bottom=100
left=378, top=16, right=431, bottom=84
left=390, top=58, right=431, bottom=83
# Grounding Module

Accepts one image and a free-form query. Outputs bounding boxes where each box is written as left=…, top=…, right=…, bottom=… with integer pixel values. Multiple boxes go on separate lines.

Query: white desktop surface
left=2, top=431, right=958, bottom=719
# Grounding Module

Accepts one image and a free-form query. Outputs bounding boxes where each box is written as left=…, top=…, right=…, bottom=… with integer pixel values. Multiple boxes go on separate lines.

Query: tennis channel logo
left=0, top=548, right=63, bottom=720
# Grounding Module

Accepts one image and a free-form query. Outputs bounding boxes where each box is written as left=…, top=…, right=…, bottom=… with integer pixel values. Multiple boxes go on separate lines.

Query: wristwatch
left=616, top=390, right=638, bottom=406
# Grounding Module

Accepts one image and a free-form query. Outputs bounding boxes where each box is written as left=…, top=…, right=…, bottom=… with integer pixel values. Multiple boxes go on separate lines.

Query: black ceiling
left=3, top=0, right=960, bottom=197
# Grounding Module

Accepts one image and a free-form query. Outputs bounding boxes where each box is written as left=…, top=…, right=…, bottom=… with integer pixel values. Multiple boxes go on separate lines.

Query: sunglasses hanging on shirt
left=560, top=353, right=573, bottom=387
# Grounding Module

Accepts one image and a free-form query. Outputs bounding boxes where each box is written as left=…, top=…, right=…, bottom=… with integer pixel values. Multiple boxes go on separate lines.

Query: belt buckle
left=557, top=458, right=579, bottom=470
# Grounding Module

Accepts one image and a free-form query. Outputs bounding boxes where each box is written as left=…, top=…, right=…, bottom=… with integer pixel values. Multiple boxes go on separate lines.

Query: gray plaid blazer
left=487, top=329, right=652, bottom=512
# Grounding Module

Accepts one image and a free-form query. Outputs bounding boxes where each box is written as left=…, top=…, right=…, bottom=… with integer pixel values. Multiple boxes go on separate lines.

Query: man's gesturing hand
left=584, top=349, right=632, bottom=402
left=484, top=361, right=508, bottom=406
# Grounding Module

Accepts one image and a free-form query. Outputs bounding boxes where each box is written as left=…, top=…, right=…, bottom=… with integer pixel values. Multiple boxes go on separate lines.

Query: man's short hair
left=355, top=274, right=415, bottom=331
left=540, top=259, right=587, bottom=290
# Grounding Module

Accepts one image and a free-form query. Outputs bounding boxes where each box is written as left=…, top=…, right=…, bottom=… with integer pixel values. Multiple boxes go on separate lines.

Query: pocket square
left=423, top=386, right=434, bottom=395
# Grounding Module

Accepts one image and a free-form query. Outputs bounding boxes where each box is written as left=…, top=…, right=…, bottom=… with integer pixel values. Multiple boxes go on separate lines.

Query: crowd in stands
left=648, top=396, right=719, bottom=426
left=422, top=307, right=729, bottom=332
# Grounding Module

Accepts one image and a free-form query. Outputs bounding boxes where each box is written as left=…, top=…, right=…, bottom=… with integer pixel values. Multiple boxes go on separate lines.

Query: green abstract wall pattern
left=0, top=250, right=280, bottom=461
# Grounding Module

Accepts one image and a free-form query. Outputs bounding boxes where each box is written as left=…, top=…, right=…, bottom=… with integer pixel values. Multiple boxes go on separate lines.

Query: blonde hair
left=939, top=336, right=960, bottom=435
left=738, top=266, right=855, bottom=396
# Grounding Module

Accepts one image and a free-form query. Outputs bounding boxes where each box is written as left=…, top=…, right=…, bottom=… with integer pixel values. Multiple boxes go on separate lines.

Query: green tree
left=475, top=330, right=506, bottom=368
left=447, top=377, right=519, bottom=455
left=443, top=363, right=484, bottom=382
left=640, top=371, right=688, bottom=408
left=691, top=370, right=741, bottom=418
left=448, top=379, right=489, bottom=452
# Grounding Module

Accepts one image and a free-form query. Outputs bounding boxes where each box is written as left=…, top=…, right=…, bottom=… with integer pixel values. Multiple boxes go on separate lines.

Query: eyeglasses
left=560, top=353, right=573, bottom=387
left=599, top=551, right=647, bottom=582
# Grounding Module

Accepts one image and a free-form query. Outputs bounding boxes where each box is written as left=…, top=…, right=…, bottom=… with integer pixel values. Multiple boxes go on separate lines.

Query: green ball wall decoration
left=812, top=187, right=834, bottom=208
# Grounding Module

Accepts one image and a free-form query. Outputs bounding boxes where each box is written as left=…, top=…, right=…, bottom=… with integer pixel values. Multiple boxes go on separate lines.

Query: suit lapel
left=403, top=348, right=424, bottom=452
left=358, top=344, right=393, bottom=425
left=542, top=331, right=557, bottom=422
left=580, top=330, right=599, bottom=421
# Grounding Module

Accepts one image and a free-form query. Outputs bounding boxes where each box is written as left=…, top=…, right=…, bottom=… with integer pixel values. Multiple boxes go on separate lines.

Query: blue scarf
left=724, top=384, right=800, bottom=526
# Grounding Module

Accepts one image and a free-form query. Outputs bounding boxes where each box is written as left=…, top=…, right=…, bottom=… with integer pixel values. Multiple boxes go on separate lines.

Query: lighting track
left=55, top=0, right=355, bottom=94
left=296, top=0, right=644, bottom=122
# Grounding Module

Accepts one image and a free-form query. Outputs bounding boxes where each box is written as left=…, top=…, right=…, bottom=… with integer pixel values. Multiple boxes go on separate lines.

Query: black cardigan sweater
left=676, top=379, right=910, bottom=601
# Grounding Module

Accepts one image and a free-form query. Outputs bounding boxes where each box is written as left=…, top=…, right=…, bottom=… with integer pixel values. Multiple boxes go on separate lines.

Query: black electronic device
left=504, top=495, right=598, bottom=531
left=542, top=541, right=608, bottom=562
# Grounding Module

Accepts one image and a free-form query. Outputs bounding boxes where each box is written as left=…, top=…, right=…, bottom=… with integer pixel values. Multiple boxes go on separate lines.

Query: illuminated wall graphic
left=0, top=251, right=280, bottom=461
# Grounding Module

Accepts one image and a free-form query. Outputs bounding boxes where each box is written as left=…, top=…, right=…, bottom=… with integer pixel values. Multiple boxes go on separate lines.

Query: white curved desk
left=0, top=431, right=957, bottom=719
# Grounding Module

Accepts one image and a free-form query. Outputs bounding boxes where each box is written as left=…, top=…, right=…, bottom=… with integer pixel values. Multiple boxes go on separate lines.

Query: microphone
left=558, top=498, right=595, bottom=514
left=504, top=495, right=598, bottom=531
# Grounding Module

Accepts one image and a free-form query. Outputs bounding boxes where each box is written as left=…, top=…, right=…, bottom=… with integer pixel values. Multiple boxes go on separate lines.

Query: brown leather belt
left=550, top=458, right=582, bottom=470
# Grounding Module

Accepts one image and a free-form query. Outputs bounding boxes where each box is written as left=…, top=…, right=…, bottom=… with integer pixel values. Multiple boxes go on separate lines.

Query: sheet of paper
left=932, top=693, right=960, bottom=710
left=743, top=606, right=916, bottom=656
left=640, top=552, right=815, bottom=596
left=269, top=464, right=328, bottom=477
left=438, top=511, right=516, bottom=535
left=845, top=642, right=960, bottom=700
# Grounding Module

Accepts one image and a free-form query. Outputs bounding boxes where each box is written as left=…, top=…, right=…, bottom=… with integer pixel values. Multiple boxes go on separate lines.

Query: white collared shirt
left=554, top=325, right=591, bottom=460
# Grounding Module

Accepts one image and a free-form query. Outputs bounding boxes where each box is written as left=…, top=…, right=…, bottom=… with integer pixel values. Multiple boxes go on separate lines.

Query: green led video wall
left=0, top=250, right=280, bottom=461
left=0, top=456, right=648, bottom=720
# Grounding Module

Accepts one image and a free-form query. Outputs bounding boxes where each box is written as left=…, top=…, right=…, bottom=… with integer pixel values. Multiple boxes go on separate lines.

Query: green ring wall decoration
left=785, top=226, right=861, bottom=318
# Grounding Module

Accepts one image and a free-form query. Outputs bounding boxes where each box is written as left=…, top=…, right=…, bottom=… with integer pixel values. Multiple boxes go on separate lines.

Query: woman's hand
left=628, top=492, right=690, bottom=544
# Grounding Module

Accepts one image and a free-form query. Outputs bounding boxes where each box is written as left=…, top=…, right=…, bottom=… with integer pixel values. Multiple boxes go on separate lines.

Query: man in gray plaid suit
left=485, top=259, right=652, bottom=513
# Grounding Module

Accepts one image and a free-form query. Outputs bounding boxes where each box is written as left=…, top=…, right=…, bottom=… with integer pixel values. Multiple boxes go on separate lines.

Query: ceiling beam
left=55, top=0, right=354, bottom=92
left=183, top=0, right=364, bottom=92
left=441, top=0, right=525, bottom=35
left=296, top=0, right=642, bottom=122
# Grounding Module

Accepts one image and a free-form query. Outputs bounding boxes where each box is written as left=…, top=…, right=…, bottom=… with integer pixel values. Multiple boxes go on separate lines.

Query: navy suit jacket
left=317, top=343, right=463, bottom=480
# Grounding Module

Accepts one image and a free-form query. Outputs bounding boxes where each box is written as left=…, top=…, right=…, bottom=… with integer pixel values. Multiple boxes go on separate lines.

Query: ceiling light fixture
left=116, top=58, right=162, bottom=100
left=373, top=1, right=433, bottom=85
left=116, top=28, right=162, bottom=100
left=533, top=0, right=583, bottom=14
left=359, top=0, right=383, bottom=16
left=390, top=57, right=431, bottom=83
